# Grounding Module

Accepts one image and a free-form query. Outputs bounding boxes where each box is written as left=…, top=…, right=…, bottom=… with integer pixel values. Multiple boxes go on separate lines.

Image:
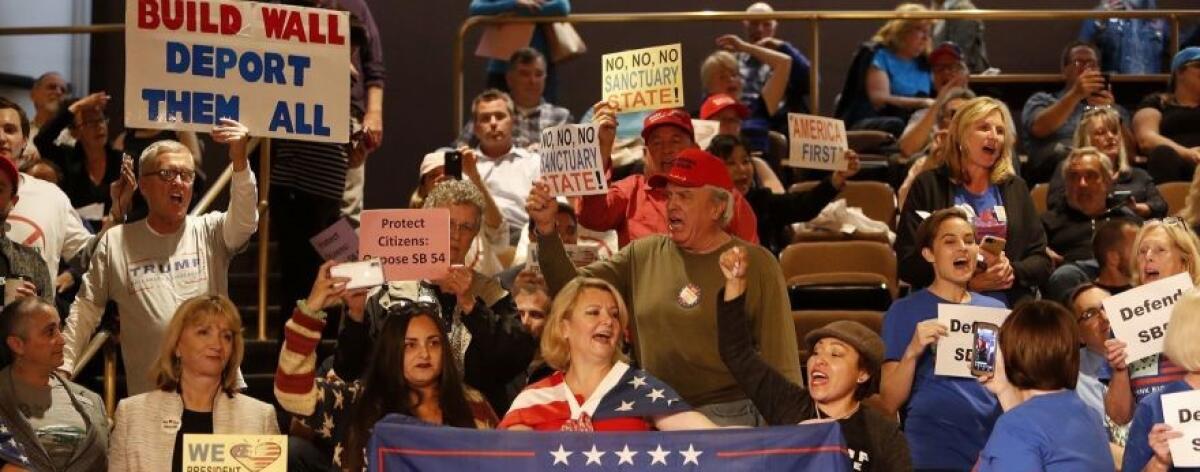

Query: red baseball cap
left=929, top=41, right=963, bottom=65
left=648, top=148, right=734, bottom=191
left=0, top=156, right=17, bottom=195
left=700, top=94, right=750, bottom=120
left=641, top=108, right=695, bottom=142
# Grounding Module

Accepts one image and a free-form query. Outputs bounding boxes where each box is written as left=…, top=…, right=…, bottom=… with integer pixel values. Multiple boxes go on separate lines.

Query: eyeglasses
left=142, top=168, right=196, bottom=183
left=1078, top=306, right=1105, bottom=323
left=1072, top=59, right=1099, bottom=70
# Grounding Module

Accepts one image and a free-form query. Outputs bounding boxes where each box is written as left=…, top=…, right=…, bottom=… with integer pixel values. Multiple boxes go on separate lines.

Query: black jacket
left=745, top=177, right=840, bottom=254
left=1042, top=204, right=1141, bottom=263
left=896, top=166, right=1052, bottom=304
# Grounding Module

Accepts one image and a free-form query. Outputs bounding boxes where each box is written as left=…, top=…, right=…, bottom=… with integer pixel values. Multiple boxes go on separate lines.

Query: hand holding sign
left=1161, top=389, right=1200, bottom=467
left=212, top=118, right=250, bottom=169
left=831, top=150, right=861, bottom=188
left=1103, top=272, right=1194, bottom=363
left=526, top=179, right=559, bottom=237
left=590, top=100, right=619, bottom=168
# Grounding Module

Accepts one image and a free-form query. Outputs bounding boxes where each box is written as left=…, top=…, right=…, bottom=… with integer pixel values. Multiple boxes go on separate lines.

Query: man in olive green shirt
left=526, top=148, right=800, bottom=426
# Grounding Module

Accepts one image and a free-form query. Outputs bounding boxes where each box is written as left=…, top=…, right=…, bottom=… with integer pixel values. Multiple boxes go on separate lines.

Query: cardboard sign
left=692, top=119, right=720, bottom=150
left=601, top=44, right=684, bottom=112
left=125, top=0, right=350, bottom=143
left=309, top=217, right=358, bottom=262
left=1103, top=272, right=1193, bottom=363
left=539, top=124, right=607, bottom=197
left=1163, top=389, right=1200, bottom=467
left=786, top=113, right=848, bottom=171
left=934, top=304, right=1010, bottom=378
left=182, top=434, right=287, bottom=471
left=360, top=209, right=450, bottom=281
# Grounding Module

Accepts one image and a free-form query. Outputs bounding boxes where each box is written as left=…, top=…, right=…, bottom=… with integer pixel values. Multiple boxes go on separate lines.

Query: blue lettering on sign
left=142, top=89, right=239, bottom=124
left=163, top=41, right=311, bottom=86
left=269, top=101, right=330, bottom=136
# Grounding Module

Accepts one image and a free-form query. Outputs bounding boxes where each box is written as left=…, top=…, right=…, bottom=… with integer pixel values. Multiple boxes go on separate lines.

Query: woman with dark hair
left=975, top=300, right=1112, bottom=471
left=706, top=134, right=859, bottom=254
left=1138, top=47, right=1200, bottom=184
left=275, top=262, right=497, bottom=471
left=716, top=246, right=910, bottom=472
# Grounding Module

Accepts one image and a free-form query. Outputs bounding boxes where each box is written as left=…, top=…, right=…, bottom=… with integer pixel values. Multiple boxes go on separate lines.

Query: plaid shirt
left=455, top=100, right=574, bottom=149
left=0, top=236, right=53, bottom=305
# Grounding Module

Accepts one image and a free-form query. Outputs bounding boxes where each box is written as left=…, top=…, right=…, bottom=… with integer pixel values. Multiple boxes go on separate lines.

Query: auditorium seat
left=1031, top=183, right=1048, bottom=216
left=780, top=241, right=898, bottom=311
left=788, top=180, right=897, bottom=230
left=1158, top=181, right=1190, bottom=217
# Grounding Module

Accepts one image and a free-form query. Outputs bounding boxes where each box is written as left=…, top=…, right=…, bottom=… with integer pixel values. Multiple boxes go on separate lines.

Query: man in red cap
left=0, top=153, right=52, bottom=304
left=700, top=93, right=751, bottom=137
left=526, top=148, right=799, bottom=426
left=577, top=102, right=759, bottom=247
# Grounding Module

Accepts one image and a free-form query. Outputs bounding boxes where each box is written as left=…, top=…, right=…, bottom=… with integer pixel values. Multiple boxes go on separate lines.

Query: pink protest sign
left=359, top=209, right=450, bottom=281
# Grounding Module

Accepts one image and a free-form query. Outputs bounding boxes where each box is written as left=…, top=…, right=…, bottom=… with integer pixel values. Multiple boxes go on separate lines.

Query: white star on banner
left=628, top=375, right=647, bottom=389
left=333, top=389, right=345, bottom=410
left=680, top=444, right=703, bottom=465
left=550, top=444, right=573, bottom=466
left=615, top=400, right=635, bottom=412
left=583, top=445, right=606, bottom=465
left=648, top=445, right=670, bottom=465
left=616, top=445, right=638, bottom=465
left=646, top=388, right=665, bottom=402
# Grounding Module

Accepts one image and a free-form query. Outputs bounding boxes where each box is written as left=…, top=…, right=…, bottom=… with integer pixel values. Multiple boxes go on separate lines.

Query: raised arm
left=461, top=147, right=505, bottom=233
left=211, top=119, right=259, bottom=250
left=1029, top=70, right=1104, bottom=138
left=715, top=246, right=814, bottom=425
left=274, top=262, right=348, bottom=416
left=716, top=35, right=791, bottom=115
left=59, top=234, right=114, bottom=377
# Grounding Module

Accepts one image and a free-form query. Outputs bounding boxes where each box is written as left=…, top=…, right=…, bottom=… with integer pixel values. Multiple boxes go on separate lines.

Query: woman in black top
left=32, top=92, right=122, bottom=214
left=1139, top=47, right=1200, bottom=183
left=716, top=246, right=911, bottom=472
left=707, top=135, right=860, bottom=254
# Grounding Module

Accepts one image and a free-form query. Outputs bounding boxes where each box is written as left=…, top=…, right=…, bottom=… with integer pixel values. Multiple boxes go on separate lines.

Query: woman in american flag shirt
left=500, top=278, right=718, bottom=431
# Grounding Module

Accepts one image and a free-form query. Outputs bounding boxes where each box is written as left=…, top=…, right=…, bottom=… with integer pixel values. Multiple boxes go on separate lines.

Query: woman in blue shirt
left=865, top=3, right=935, bottom=128
left=975, top=300, right=1113, bottom=471
left=880, top=207, right=1004, bottom=470
left=1123, top=288, right=1200, bottom=472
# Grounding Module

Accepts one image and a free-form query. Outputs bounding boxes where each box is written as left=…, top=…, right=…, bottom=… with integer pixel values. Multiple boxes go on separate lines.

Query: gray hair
left=138, top=139, right=193, bottom=171
left=707, top=185, right=735, bottom=227
left=423, top=179, right=485, bottom=226
left=471, top=89, right=516, bottom=122
left=934, top=87, right=976, bottom=128
left=1061, top=146, right=1114, bottom=182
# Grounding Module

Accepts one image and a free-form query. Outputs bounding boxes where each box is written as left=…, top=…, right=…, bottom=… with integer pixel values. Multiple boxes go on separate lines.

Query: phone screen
left=444, top=151, right=462, bottom=179
left=972, top=323, right=999, bottom=375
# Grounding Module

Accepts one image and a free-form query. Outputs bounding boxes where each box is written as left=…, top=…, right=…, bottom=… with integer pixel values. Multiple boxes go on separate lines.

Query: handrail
left=70, top=329, right=112, bottom=379
left=454, top=8, right=1200, bottom=127
left=190, top=164, right=235, bottom=216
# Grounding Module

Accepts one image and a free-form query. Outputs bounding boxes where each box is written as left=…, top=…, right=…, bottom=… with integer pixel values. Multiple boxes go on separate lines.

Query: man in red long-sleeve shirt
left=578, top=104, right=758, bottom=246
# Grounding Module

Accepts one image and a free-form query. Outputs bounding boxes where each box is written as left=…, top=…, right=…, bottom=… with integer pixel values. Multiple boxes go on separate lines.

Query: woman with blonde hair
left=109, top=295, right=278, bottom=472
left=1047, top=106, right=1166, bottom=218
left=864, top=4, right=935, bottom=126
left=1104, top=218, right=1200, bottom=429
left=897, top=96, right=1052, bottom=306
left=501, top=277, right=718, bottom=431
left=1122, top=288, right=1200, bottom=472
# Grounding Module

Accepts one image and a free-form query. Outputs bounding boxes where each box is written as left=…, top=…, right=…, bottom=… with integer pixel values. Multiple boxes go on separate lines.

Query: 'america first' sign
left=126, top=0, right=350, bottom=143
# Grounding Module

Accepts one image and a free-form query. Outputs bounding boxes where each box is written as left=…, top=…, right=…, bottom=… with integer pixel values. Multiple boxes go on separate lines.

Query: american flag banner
left=369, top=414, right=852, bottom=471
left=0, top=417, right=31, bottom=468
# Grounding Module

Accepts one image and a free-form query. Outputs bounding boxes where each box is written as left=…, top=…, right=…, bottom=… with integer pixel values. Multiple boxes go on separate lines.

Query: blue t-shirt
left=871, top=48, right=932, bottom=98
left=881, top=288, right=1005, bottom=469
left=977, top=390, right=1113, bottom=472
left=1124, top=380, right=1200, bottom=472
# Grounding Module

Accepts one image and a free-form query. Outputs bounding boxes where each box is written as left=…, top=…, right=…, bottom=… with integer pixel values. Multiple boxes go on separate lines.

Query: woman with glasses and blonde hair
left=108, top=295, right=278, bottom=472
left=1103, top=218, right=1200, bottom=427
left=896, top=96, right=1052, bottom=307
left=501, top=277, right=718, bottom=431
left=1047, top=106, right=1167, bottom=219
left=857, top=3, right=935, bottom=135
left=1123, top=288, right=1200, bottom=472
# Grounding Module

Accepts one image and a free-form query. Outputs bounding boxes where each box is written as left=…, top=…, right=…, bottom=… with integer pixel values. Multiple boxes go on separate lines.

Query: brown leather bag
left=544, top=22, right=586, bottom=63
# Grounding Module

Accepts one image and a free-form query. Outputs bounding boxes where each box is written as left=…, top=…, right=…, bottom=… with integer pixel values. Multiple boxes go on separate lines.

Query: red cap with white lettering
left=647, top=148, right=734, bottom=191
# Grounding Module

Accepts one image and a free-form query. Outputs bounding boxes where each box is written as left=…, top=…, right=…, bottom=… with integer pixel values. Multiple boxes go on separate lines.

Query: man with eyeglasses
left=59, top=118, right=259, bottom=396
left=1022, top=41, right=1129, bottom=185
left=32, top=92, right=124, bottom=215
left=1069, top=283, right=1129, bottom=446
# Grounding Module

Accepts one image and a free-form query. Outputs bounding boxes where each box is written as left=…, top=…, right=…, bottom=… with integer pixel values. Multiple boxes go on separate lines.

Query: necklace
left=813, top=400, right=861, bottom=421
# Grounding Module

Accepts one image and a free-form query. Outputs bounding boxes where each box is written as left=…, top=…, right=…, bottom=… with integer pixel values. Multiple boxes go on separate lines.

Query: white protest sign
left=692, top=119, right=720, bottom=150
left=1163, top=389, right=1200, bottom=467
left=309, top=217, right=357, bottom=262
left=935, top=304, right=1010, bottom=378
left=601, top=44, right=684, bottom=113
left=540, top=124, right=607, bottom=197
left=787, top=113, right=848, bottom=171
left=528, top=244, right=601, bottom=272
left=1103, top=272, right=1193, bottom=363
left=125, top=0, right=350, bottom=143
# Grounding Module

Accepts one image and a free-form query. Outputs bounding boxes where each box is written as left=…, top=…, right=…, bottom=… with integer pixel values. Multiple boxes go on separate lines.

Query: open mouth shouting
left=591, top=327, right=615, bottom=346
left=1143, top=266, right=1162, bottom=282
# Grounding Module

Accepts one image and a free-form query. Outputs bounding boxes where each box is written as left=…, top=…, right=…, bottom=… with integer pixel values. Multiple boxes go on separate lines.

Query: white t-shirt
left=474, top=146, right=541, bottom=231
left=7, top=173, right=93, bottom=277
left=61, top=168, right=259, bottom=395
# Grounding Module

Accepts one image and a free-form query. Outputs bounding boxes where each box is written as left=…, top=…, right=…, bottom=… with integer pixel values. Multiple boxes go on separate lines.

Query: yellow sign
left=182, top=434, right=287, bottom=472
left=601, top=44, right=684, bottom=112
